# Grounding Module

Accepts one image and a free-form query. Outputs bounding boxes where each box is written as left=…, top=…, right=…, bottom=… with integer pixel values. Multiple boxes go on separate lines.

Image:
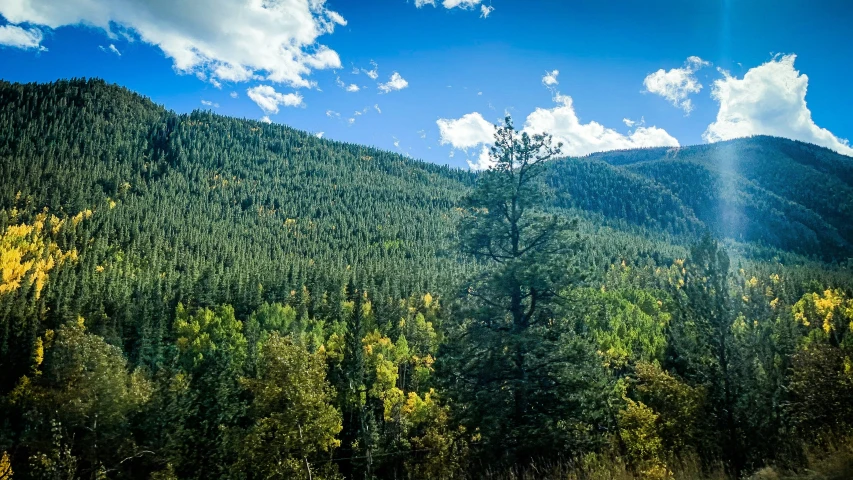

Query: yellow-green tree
left=793, top=289, right=853, bottom=348
left=239, top=333, right=342, bottom=480
left=11, top=318, right=151, bottom=478
left=161, top=304, right=248, bottom=479
left=1, top=211, right=82, bottom=392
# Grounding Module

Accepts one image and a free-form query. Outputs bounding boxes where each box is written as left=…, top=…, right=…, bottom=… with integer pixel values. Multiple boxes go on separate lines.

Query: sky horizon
left=1, top=0, right=852, bottom=169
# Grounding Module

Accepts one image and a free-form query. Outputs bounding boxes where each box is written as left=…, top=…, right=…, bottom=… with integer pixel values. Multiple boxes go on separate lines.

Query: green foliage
left=11, top=319, right=151, bottom=478
left=618, top=399, right=668, bottom=479
left=788, top=344, right=853, bottom=438
left=569, top=285, right=670, bottom=369
left=630, top=362, right=706, bottom=458
left=442, top=117, right=613, bottom=467
left=1, top=79, right=853, bottom=479
left=239, top=333, right=342, bottom=479
left=161, top=304, right=248, bottom=479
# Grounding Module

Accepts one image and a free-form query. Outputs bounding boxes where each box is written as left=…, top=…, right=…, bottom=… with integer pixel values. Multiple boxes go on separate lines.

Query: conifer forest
left=2, top=79, right=853, bottom=479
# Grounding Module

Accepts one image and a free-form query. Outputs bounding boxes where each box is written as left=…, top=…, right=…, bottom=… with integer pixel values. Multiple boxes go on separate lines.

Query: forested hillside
left=2, top=79, right=853, bottom=480
left=581, top=138, right=853, bottom=258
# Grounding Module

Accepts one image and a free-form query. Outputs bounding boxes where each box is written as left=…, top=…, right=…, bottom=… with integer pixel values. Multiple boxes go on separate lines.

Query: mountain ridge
left=2, top=77, right=851, bottom=272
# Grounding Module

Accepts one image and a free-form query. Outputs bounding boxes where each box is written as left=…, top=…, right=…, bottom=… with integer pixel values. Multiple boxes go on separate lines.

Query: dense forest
left=1, top=78, right=853, bottom=479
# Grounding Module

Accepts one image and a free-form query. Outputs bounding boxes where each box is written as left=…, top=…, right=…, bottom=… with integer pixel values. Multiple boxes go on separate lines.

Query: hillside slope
left=577, top=138, right=853, bottom=257
left=0, top=78, right=851, bottom=359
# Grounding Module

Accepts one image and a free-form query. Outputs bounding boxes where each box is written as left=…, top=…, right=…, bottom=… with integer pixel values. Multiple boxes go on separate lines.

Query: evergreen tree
left=440, top=117, right=608, bottom=467
left=666, top=234, right=741, bottom=472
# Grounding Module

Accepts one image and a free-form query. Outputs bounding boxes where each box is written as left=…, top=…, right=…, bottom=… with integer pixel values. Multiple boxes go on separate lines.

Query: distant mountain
left=547, top=137, right=853, bottom=259
left=0, top=78, right=849, bottom=333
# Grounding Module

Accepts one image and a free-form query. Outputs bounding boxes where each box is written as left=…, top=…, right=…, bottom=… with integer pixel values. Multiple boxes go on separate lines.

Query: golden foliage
left=0, top=451, right=11, bottom=480
left=793, top=289, right=853, bottom=343
left=1, top=212, right=80, bottom=299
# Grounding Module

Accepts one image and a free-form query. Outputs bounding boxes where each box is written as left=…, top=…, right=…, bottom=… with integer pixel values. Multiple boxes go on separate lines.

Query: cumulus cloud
left=0, top=0, right=346, bottom=87
left=542, top=69, right=559, bottom=87
left=524, top=93, right=679, bottom=156
left=439, top=95, right=679, bottom=169
left=99, top=43, right=121, bottom=56
left=643, top=56, right=710, bottom=114
left=0, top=24, right=45, bottom=50
left=703, top=54, right=853, bottom=157
left=378, top=72, right=408, bottom=93
left=466, top=145, right=495, bottom=170
left=315, top=131, right=324, bottom=138
left=230, top=91, right=238, bottom=98
left=437, top=112, right=496, bottom=149
left=346, top=83, right=360, bottom=92
left=246, top=85, right=303, bottom=114
left=201, top=99, right=219, bottom=108
left=260, top=116, right=272, bottom=124
left=480, top=5, right=494, bottom=18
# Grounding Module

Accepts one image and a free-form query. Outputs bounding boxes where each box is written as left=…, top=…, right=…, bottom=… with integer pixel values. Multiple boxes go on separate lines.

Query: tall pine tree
left=440, top=117, right=609, bottom=467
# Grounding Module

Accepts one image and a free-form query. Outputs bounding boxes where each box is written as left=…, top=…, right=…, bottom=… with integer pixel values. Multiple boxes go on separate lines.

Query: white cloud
left=643, top=56, right=710, bottom=114
left=703, top=54, right=853, bottom=157
left=246, top=85, right=303, bottom=114
left=0, top=0, right=346, bottom=87
left=413, top=0, right=488, bottom=12
left=439, top=100, right=677, bottom=167
left=467, top=145, right=495, bottom=171
left=374, top=104, right=381, bottom=114
left=230, top=91, right=238, bottom=98
left=622, top=118, right=635, bottom=128
left=260, top=116, right=272, bottom=124
left=315, top=131, right=324, bottom=138
left=443, top=0, right=484, bottom=8
left=524, top=93, right=679, bottom=156
left=0, top=24, right=45, bottom=50
left=378, top=72, right=408, bottom=93
left=326, top=110, right=340, bottom=118
left=99, top=43, right=121, bottom=56
left=201, top=99, right=219, bottom=108
left=360, top=60, right=379, bottom=80
left=346, top=83, right=360, bottom=92
left=542, top=69, right=559, bottom=87
left=437, top=112, right=496, bottom=149
left=347, top=118, right=355, bottom=126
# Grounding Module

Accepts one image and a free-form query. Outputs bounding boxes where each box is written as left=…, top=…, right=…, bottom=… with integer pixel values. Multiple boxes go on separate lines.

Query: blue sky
left=1, top=0, right=852, bottom=169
